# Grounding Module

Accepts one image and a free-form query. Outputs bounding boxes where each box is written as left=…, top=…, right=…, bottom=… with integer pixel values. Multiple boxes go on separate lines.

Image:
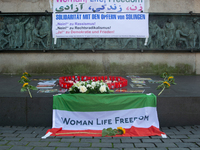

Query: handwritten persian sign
left=52, top=13, right=149, bottom=38
left=53, top=0, right=144, bottom=13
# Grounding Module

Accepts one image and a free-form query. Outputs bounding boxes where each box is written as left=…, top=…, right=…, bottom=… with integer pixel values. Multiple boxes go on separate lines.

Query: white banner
left=53, top=107, right=159, bottom=130
left=53, top=0, right=144, bottom=13
left=52, top=13, right=149, bottom=38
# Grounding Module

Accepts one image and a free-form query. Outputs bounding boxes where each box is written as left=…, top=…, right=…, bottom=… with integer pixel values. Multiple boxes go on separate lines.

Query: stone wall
left=0, top=0, right=200, bottom=75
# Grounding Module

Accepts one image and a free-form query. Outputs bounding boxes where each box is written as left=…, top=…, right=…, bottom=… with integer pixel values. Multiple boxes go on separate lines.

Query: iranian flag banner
left=44, top=93, right=166, bottom=138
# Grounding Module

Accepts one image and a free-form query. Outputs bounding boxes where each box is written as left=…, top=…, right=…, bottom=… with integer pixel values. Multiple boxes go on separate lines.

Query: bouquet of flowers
left=69, top=80, right=112, bottom=94
left=18, top=72, right=38, bottom=98
left=102, top=127, right=126, bottom=137
left=157, top=72, right=176, bottom=96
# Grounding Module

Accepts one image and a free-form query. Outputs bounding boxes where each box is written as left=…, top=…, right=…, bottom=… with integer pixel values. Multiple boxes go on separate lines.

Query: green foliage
left=102, top=128, right=118, bottom=137
left=20, top=87, right=27, bottom=92
left=102, top=127, right=125, bottom=137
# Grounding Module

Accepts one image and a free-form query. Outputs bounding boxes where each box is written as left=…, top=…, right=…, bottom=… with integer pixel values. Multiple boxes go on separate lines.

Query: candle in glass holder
left=101, top=76, right=104, bottom=81
left=68, top=76, right=72, bottom=80
left=107, top=83, right=111, bottom=89
left=115, top=81, right=119, bottom=88
left=111, top=82, right=115, bottom=89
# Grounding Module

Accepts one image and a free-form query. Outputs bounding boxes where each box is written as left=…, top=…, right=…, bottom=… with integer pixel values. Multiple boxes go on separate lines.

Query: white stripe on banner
left=52, top=107, right=159, bottom=130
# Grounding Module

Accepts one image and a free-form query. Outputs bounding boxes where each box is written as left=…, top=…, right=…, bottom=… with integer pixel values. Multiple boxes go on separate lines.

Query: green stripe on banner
left=53, top=93, right=157, bottom=112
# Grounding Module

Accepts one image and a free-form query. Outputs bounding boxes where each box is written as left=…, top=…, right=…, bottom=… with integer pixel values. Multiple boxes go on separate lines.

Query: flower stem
left=158, top=86, right=165, bottom=96
left=27, top=87, right=32, bottom=98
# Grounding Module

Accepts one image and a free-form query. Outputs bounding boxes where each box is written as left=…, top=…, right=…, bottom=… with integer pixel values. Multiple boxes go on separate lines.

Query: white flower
left=99, top=85, right=107, bottom=93
left=91, top=82, right=96, bottom=87
left=79, top=86, right=87, bottom=93
left=87, top=84, right=92, bottom=88
left=74, top=82, right=81, bottom=87
left=69, top=88, right=72, bottom=91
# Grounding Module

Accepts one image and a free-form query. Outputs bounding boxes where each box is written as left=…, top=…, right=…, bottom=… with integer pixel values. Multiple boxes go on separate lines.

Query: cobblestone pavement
left=0, top=126, right=200, bottom=150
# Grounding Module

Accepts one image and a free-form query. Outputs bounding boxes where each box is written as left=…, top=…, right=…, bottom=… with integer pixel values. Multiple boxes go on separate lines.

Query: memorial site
left=0, top=0, right=200, bottom=149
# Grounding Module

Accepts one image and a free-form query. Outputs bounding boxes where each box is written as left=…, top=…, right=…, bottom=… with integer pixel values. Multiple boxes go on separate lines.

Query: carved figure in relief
left=7, top=19, right=15, bottom=48
left=39, top=16, right=50, bottom=47
left=146, top=21, right=159, bottom=48
left=14, top=18, right=30, bottom=48
left=0, top=24, right=10, bottom=49
left=119, top=38, right=137, bottom=49
left=188, top=29, right=197, bottom=48
left=31, top=24, right=47, bottom=49
left=157, top=24, right=167, bottom=48
left=192, top=18, right=200, bottom=48
left=25, top=18, right=35, bottom=49
left=165, top=18, right=175, bottom=48
left=91, top=38, right=105, bottom=50
left=175, top=24, right=188, bottom=48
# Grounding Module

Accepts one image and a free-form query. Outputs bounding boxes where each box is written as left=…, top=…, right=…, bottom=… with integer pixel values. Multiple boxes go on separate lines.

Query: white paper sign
left=52, top=13, right=149, bottom=38
left=53, top=0, right=144, bottom=13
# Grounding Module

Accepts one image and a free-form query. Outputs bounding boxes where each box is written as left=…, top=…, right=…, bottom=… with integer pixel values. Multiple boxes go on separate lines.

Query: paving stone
left=7, top=141, right=29, bottom=146
left=93, top=136, right=112, bottom=139
left=33, top=147, right=56, bottom=150
left=113, top=143, right=134, bottom=148
left=182, top=139, right=200, bottom=142
left=124, top=148, right=145, bottom=150
left=102, top=148, right=122, bottom=150
left=0, top=140, right=9, bottom=145
left=162, top=139, right=182, bottom=143
left=190, top=148, right=200, bottom=150
left=56, top=148, right=78, bottom=150
left=55, top=136, right=74, bottom=139
left=134, top=143, right=156, bottom=148
left=21, top=137, right=43, bottom=142
left=169, top=135, right=189, bottom=139
left=79, top=148, right=99, bottom=150
left=146, top=148, right=167, bottom=150
left=113, top=137, right=131, bottom=139
left=121, top=138, right=141, bottom=143
left=18, top=133, right=38, bottom=138
left=70, top=142, right=91, bottom=147
left=0, top=130, right=16, bottom=134
left=40, top=138, right=60, bottom=142
left=150, top=136, right=165, bottom=139
left=142, top=139, right=162, bottom=143
left=173, top=131, right=193, bottom=135
left=0, top=133, right=20, bottom=137
left=154, top=142, right=177, bottom=148
left=187, top=135, right=200, bottom=139
left=2, top=137, right=23, bottom=141
left=80, top=139, right=100, bottom=143
left=0, top=146, right=12, bottom=150
left=168, top=148, right=190, bottom=150
left=101, top=138, right=121, bottom=143
left=9, top=146, right=33, bottom=150
left=27, top=141, right=49, bottom=146
left=175, top=142, right=199, bottom=148
left=74, top=136, right=93, bottom=139
left=60, top=138, right=80, bottom=142
left=48, top=142, right=70, bottom=147
left=15, top=130, right=34, bottom=134
left=132, top=136, right=150, bottom=139
left=15, top=127, right=28, bottom=130
left=189, top=131, right=200, bottom=135
left=92, top=143, right=112, bottom=147
left=161, top=132, right=176, bottom=136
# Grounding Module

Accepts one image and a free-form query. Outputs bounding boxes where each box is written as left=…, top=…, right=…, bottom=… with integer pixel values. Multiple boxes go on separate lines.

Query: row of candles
left=59, top=76, right=128, bottom=89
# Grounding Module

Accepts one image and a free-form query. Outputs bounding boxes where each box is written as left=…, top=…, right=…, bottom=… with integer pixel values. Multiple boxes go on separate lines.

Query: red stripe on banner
left=45, top=126, right=166, bottom=137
